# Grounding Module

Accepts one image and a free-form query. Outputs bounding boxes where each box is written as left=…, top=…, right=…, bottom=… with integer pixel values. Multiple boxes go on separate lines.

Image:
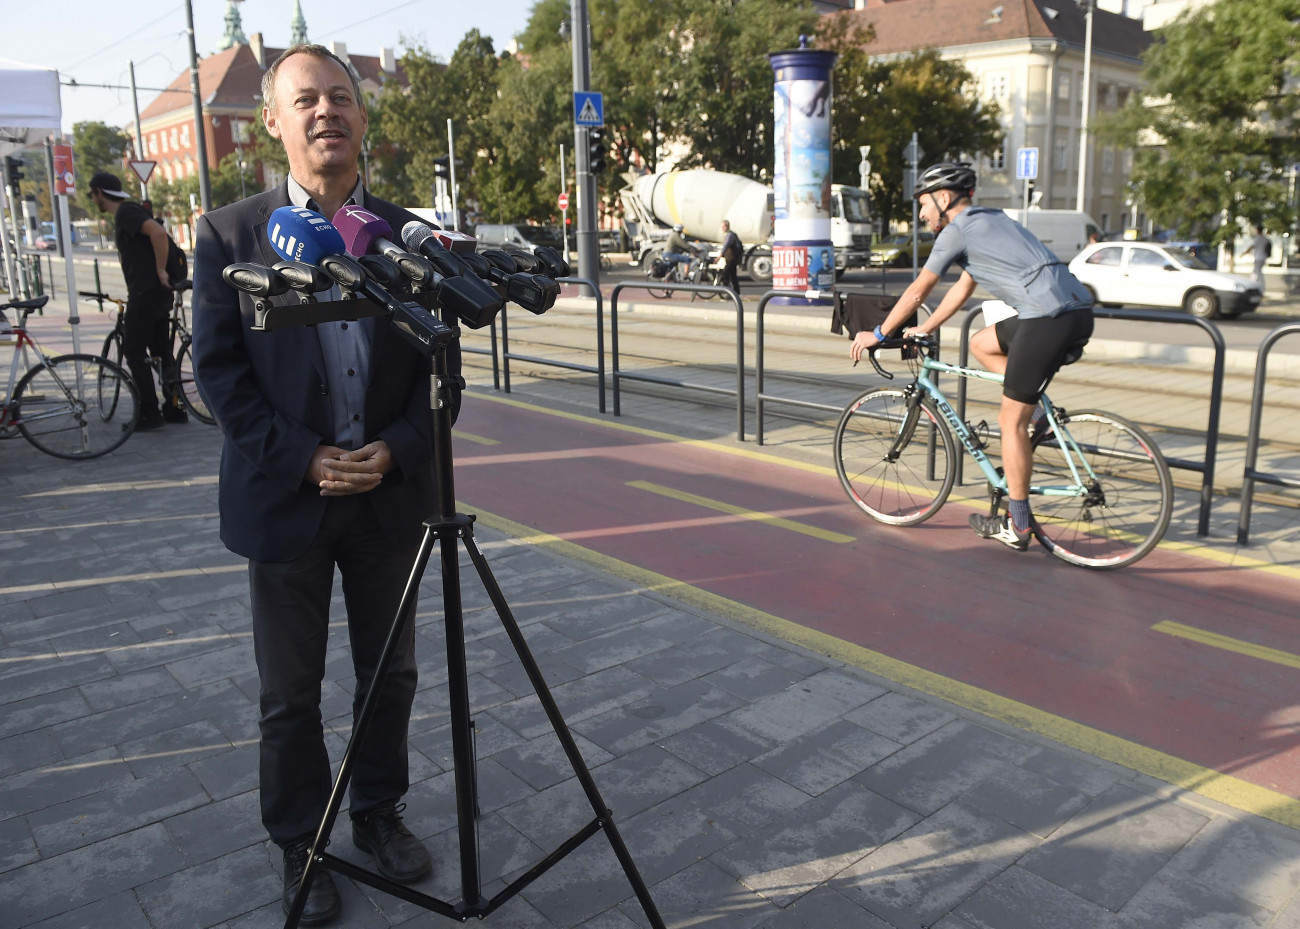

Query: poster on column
left=773, top=77, right=831, bottom=238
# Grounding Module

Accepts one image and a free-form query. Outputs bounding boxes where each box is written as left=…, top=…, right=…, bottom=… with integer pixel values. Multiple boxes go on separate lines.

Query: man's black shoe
left=162, top=406, right=189, bottom=424
left=135, top=416, right=165, bottom=432
left=282, top=840, right=341, bottom=925
left=352, top=804, right=432, bottom=883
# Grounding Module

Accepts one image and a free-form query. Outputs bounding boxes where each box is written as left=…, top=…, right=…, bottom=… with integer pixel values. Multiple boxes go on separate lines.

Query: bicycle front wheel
left=834, top=387, right=957, bottom=526
left=15, top=354, right=139, bottom=459
left=1031, top=410, right=1172, bottom=569
left=99, top=330, right=125, bottom=419
left=175, top=340, right=216, bottom=425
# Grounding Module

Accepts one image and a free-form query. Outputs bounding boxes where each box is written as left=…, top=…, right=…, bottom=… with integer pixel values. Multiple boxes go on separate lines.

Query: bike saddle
left=172, top=279, right=193, bottom=293
left=0, top=295, right=49, bottom=311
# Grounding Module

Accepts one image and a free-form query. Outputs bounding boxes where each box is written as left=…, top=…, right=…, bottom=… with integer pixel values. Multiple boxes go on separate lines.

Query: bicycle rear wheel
left=834, top=386, right=957, bottom=526
left=1030, top=410, right=1172, bottom=569
left=15, top=354, right=139, bottom=459
left=175, top=340, right=216, bottom=425
left=98, top=330, right=124, bottom=419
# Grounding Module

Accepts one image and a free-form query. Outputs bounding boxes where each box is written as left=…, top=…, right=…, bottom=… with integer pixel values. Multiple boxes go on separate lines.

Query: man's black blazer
left=192, top=182, right=459, bottom=563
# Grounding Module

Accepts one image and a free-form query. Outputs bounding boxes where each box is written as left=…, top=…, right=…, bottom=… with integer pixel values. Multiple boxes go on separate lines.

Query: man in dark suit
left=192, top=44, right=457, bottom=925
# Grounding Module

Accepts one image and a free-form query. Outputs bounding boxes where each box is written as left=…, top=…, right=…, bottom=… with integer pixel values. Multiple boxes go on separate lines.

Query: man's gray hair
left=261, top=44, right=364, bottom=112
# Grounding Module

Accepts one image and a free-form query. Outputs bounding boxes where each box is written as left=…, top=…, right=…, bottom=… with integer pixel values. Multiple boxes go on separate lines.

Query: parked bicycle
left=834, top=334, right=1173, bottom=569
left=83, top=281, right=215, bottom=426
left=0, top=294, right=139, bottom=459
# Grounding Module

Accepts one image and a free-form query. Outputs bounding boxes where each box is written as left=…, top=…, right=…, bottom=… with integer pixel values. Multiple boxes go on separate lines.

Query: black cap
left=88, top=172, right=130, bottom=200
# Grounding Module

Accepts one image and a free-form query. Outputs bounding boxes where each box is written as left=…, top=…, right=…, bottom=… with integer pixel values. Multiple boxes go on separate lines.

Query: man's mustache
left=308, top=121, right=352, bottom=141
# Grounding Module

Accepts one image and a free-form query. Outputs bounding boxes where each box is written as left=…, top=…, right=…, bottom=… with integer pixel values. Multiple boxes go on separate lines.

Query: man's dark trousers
left=123, top=290, right=175, bottom=421
left=249, top=493, right=421, bottom=846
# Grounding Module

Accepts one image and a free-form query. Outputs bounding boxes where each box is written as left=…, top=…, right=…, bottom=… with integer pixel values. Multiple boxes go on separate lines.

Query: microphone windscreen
left=267, top=206, right=346, bottom=266
left=332, top=205, right=394, bottom=258
left=401, top=220, right=437, bottom=253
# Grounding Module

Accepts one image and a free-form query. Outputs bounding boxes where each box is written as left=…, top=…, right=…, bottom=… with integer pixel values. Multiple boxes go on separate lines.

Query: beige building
left=839, top=0, right=1153, bottom=233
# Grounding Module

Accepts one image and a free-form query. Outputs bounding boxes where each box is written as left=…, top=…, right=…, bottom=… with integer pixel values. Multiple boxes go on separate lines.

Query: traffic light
left=3, top=155, right=23, bottom=189
left=433, top=157, right=450, bottom=180
left=588, top=127, right=606, bottom=173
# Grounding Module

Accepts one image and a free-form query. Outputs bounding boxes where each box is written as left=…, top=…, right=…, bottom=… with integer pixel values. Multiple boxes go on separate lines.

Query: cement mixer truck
left=619, top=169, right=873, bottom=281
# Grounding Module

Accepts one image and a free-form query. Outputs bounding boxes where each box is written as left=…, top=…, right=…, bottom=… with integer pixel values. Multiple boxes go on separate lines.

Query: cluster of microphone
left=222, top=205, right=571, bottom=352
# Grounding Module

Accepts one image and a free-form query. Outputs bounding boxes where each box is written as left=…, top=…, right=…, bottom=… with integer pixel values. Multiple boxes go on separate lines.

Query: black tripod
left=267, top=299, right=666, bottom=927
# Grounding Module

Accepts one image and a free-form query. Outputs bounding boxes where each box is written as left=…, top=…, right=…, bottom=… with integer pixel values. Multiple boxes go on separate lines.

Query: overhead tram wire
left=59, top=4, right=185, bottom=71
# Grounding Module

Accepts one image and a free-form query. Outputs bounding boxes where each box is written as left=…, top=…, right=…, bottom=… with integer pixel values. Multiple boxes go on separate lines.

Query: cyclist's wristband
left=873, top=324, right=886, bottom=341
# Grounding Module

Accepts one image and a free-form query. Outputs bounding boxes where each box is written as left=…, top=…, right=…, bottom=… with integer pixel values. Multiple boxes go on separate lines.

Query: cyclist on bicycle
left=663, top=224, right=698, bottom=270
left=849, top=162, right=1095, bottom=551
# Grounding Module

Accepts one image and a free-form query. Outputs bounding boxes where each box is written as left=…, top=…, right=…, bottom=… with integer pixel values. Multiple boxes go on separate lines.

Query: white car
left=1068, top=241, right=1262, bottom=319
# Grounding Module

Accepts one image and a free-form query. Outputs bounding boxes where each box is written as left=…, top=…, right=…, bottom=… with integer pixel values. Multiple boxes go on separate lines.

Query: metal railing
left=753, top=289, right=931, bottom=445
left=956, top=305, right=1225, bottom=536
left=1236, top=322, right=1300, bottom=545
left=460, top=320, right=500, bottom=391
left=610, top=281, right=745, bottom=439
left=498, top=277, right=606, bottom=412
left=755, top=290, right=839, bottom=445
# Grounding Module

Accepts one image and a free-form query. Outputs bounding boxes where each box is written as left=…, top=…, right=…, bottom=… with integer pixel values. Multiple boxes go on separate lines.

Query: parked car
left=33, top=234, right=57, bottom=250
left=472, top=223, right=565, bottom=256
left=869, top=232, right=934, bottom=267
left=1068, top=241, right=1261, bottom=319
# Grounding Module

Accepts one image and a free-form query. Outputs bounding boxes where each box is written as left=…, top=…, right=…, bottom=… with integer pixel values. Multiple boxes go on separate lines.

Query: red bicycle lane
left=452, top=394, right=1300, bottom=812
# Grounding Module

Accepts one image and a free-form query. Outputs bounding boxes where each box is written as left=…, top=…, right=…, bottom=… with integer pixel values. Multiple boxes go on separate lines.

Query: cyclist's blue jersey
left=923, top=206, right=1093, bottom=319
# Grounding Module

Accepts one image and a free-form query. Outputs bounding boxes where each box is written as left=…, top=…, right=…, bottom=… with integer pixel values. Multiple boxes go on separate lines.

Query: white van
left=1001, top=209, right=1102, bottom=263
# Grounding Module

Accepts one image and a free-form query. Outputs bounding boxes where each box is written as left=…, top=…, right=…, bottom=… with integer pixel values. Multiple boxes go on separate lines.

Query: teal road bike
left=834, top=335, right=1173, bottom=570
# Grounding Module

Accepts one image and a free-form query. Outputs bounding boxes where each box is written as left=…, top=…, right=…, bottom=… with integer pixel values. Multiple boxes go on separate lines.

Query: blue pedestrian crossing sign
left=574, top=91, right=604, bottom=127
left=1016, top=147, right=1039, bottom=181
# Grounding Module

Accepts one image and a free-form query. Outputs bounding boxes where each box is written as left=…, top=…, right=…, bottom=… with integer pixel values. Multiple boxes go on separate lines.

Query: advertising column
left=769, top=37, right=837, bottom=303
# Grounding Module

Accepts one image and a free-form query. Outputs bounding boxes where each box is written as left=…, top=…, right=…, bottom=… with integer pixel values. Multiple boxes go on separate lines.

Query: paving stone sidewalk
left=1, top=398, right=1299, bottom=929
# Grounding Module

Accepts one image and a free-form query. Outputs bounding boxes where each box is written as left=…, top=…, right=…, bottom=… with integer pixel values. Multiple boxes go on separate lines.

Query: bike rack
left=754, top=289, right=926, bottom=445
left=498, top=277, right=606, bottom=413
left=955, top=305, right=1225, bottom=536
left=610, top=281, right=745, bottom=440
left=1236, top=322, right=1300, bottom=545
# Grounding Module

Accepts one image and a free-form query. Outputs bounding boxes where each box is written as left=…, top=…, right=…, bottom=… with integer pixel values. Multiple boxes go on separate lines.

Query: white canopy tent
left=1, top=56, right=82, bottom=350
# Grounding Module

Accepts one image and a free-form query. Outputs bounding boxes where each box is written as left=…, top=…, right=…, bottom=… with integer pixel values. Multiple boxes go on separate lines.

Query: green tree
left=71, top=121, right=139, bottom=216
left=660, top=0, right=820, bottom=178
left=1093, top=0, right=1300, bottom=247
left=822, top=18, right=1003, bottom=231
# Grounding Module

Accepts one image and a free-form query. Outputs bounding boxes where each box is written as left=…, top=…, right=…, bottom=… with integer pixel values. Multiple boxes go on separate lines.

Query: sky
left=6, top=0, right=541, bottom=135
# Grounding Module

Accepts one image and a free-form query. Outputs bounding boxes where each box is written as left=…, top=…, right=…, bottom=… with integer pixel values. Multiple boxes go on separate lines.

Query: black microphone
left=223, top=263, right=290, bottom=299
left=532, top=246, right=572, bottom=278
left=266, top=206, right=455, bottom=354
left=272, top=260, right=332, bottom=302
left=480, top=250, right=558, bottom=315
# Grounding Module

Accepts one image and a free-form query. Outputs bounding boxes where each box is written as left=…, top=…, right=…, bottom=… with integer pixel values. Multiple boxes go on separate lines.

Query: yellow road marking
left=466, top=502, right=1300, bottom=831
left=1153, top=621, right=1300, bottom=671
left=469, top=391, right=1300, bottom=581
left=455, top=430, right=500, bottom=446
left=628, top=480, right=854, bottom=543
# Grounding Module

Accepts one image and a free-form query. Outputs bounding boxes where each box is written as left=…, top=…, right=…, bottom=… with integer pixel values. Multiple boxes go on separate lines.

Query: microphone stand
left=248, top=291, right=665, bottom=929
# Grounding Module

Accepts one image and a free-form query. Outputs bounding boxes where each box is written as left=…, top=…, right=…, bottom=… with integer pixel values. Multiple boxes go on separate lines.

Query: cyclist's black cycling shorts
left=994, top=307, right=1094, bottom=405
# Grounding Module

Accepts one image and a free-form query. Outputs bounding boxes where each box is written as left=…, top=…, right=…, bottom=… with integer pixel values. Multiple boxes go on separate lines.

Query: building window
left=1054, top=139, right=1070, bottom=171
left=985, top=73, right=1009, bottom=101
left=231, top=119, right=250, bottom=145
left=1102, top=146, right=1115, bottom=173
left=161, top=131, right=168, bottom=153
left=170, top=128, right=179, bottom=149
left=148, top=134, right=157, bottom=156
left=180, top=125, right=190, bottom=148
left=1057, top=70, right=1071, bottom=101
left=1123, top=149, right=1134, bottom=172
left=989, top=145, right=1006, bottom=171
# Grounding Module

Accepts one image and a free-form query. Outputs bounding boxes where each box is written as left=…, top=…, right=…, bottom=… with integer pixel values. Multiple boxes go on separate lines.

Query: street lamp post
left=1075, top=0, right=1094, bottom=213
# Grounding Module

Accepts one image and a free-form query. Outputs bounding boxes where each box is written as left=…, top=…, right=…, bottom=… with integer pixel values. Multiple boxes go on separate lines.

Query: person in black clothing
left=88, top=172, right=186, bottom=428
left=719, top=219, right=742, bottom=296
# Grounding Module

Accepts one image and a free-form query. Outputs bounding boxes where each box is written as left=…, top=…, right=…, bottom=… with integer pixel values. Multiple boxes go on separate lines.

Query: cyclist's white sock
left=1008, top=498, right=1032, bottom=532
